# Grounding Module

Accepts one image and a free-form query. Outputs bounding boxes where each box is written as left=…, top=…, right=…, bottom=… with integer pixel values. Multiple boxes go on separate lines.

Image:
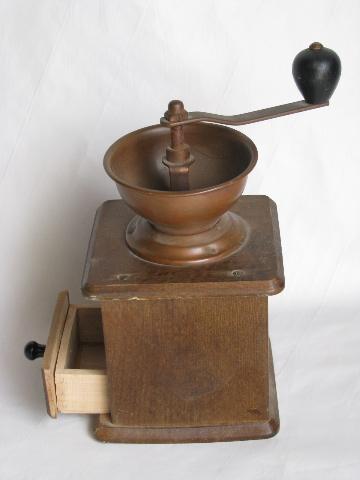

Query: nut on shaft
left=163, top=100, right=194, bottom=191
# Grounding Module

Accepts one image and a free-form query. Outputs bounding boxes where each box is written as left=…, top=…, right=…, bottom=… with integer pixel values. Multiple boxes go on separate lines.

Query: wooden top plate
left=82, top=195, right=284, bottom=300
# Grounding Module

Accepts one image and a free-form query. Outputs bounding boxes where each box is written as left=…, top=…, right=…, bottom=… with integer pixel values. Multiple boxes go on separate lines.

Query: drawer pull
left=24, top=341, right=46, bottom=360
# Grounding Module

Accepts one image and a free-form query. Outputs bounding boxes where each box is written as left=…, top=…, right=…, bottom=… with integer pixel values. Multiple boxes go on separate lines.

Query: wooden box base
left=43, top=292, right=279, bottom=443
left=95, top=345, right=279, bottom=443
left=40, top=196, right=284, bottom=443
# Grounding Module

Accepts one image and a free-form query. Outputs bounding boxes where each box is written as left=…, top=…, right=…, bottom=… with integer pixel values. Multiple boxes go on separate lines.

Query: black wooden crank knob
left=24, top=341, right=46, bottom=360
left=292, top=42, right=341, bottom=104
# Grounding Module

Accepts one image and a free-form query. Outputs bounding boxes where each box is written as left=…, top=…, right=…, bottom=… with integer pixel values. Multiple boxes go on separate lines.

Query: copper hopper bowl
left=104, top=123, right=257, bottom=266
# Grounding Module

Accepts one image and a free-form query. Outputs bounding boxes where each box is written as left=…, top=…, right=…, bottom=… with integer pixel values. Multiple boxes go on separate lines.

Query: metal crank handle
left=160, top=42, right=341, bottom=128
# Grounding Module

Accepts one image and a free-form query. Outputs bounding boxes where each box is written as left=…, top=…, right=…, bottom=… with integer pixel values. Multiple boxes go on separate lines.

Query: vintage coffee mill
left=25, top=43, right=341, bottom=442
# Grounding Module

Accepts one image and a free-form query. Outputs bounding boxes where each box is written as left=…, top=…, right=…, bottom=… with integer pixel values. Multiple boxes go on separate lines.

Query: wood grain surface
left=82, top=195, right=284, bottom=300
left=102, top=296, right=269, bottom=427
left=41, top=291, right=69, bottom=418
left=95, top=343, right=279, bottom=443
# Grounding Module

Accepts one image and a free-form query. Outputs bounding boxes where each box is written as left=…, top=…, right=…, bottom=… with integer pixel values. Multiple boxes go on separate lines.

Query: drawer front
left=42, top=291, right=70, bottom=418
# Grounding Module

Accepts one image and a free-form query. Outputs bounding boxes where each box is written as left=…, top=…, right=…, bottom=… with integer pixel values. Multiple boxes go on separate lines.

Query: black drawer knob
left=24, top=341, right=46, bottom=360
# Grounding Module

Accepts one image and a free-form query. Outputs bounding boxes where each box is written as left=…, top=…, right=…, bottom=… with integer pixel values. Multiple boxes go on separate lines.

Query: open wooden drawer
left=42, top=291, right=109, bottom=417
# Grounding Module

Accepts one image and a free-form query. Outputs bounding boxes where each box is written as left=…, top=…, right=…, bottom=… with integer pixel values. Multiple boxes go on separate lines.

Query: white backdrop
left=1, top=1, right=359, bottom=479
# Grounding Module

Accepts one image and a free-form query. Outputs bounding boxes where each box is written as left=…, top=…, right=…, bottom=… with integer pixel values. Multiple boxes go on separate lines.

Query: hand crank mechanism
left=160, top=42, right=341, bottom=191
